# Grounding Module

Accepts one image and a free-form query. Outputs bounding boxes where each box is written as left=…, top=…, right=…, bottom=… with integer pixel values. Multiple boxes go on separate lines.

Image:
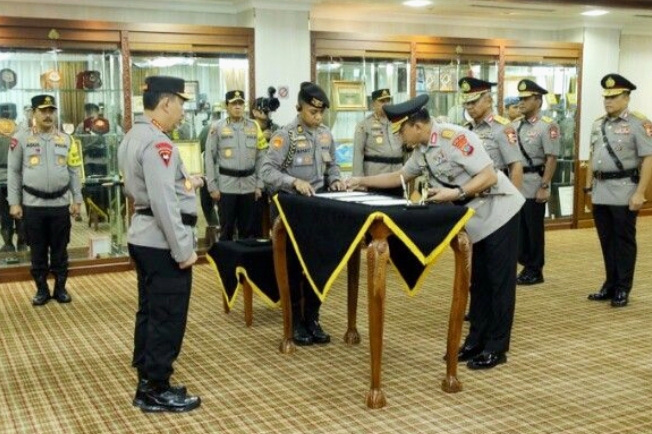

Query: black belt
left=363, top=155, right=403, bottom=165
left=136, top=208, right=198, bottom=227
left=593, top=168, right=639, bottom=181
left=23, top=185, right=68, bottom=199
left=219, top=167, right=255, bottom=177
left=523, top=165, right=545, bottom=175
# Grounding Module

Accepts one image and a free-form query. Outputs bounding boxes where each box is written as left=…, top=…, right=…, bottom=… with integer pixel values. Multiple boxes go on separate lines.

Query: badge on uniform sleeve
left=452, top=134, right=474, bottom=156
left=644, top=121, right=652, bottom=137
left=505, top=127, right=518, bottom=145
left=10, top=137, right=18, bottom=150
left=155, top=142, right=173, bottom=167
left=272, top=137, right=284, bottom=149
left=549, top=125, right=559, bottom=140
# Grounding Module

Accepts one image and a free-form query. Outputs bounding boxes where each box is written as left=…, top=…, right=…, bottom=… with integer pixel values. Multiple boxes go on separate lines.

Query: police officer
left=460, top=78, right=523, bottom=189
left=515, top=79, right=560, bottom=286
left=261, top=81, right=344, bottom=346
left=7, top=95, right=82, bottom=305
left=347, top=94, right=524, bottom=369
left=0, top=105, right=26, bottom=252
left=585, top=73, right=652, bottom=308
left=205, top=90, right=267, bottom=240
left=197, top=104, right=220, bottom=229
left=504, top=96, right=522, bottom=122
left=118, top=76, right=201, bottom=413
left=352, top=88, right=404, bottom=196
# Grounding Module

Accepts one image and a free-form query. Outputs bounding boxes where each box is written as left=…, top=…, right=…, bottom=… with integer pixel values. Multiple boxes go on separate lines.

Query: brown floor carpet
left=1, top=218, right=652, bottom=433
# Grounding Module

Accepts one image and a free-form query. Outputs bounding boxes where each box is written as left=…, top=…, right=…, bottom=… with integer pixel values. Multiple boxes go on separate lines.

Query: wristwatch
left=456, top=186, right=467, bottom=201
left=540, top=182, right=550, bottom=190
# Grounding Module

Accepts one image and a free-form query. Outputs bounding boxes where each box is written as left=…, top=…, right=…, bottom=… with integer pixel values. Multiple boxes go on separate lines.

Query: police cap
left=371, top=88, right=392, bottom=101
left=143, top=76, right=191, bottom=100
left=601, top=73, right=636, bottom=97
left=226, top=90, right=245, bottom=104
left=504, top=96, right=520, bottom=108
left=383, top=94, right=430, bottom=134
left=458, top=77, right=496, bottom=103
left=32, top=94, right=57, bottom=110
left=298, top=82, right=329, bottom=109
left=517, top=79, right=548, bottom=97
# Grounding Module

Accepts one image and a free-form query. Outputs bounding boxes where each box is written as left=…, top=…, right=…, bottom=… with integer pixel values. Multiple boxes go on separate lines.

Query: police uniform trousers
left=251, top=191, right=270, bottom=238
left=466, top=212, right=519, bottom=353
left=199, top=184, right=219, bottom=227
left=23, top=205, right=70, bottom=279
left=593, top=204, right=638, bottom=294
left=128, top=244, right=192, bottom=384
left=218, top=192, right=255, bottom=241
left=0, top=185, right=25, bottom=245
left=518, top=199, right=546, bottom=275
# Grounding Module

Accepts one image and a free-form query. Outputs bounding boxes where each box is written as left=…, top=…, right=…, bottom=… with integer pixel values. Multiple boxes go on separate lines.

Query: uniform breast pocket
left=26, top=151, right=43, bottom=168
left=245, top=137, right=257, bottom=159
left=54, top=148, right=68, bottom=166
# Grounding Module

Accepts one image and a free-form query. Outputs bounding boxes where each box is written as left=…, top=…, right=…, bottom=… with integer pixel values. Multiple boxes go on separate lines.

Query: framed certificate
left=331, top=81, right=366, bottom=111
left=176, top=140, right=203, bottom=175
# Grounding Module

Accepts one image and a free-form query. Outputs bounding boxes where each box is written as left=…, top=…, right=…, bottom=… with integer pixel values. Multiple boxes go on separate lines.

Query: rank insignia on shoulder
left=442, top=129, right=455, bottom=139
left=430, top=132, right=438, bottom=145
left=632, top=111, right=649, bottom=121
left=541, top=116, right=553, bottom=123
left=155, top=142, right=173, bottom=167
left=452, top=134, right=474, bottom=156
left=493, top=115, right=509, bottom=125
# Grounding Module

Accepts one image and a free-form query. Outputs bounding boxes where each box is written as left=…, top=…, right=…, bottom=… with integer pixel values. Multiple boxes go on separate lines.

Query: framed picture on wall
left=331, top=81, right=367, bottom=111
left=175, top=140, right=203, bottom=175
left=184, top=80, right=199, bottom=111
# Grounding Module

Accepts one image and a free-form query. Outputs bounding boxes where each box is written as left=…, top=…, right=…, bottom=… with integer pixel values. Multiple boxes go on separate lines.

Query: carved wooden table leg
left=241, top=277, right=253, bottom=327
left=272, top=217, right=295, bottom=354
left=344, top=242, right=361, bottom=345
left=365, top=221, right=391, bottom=409
left=442, top=231, right=471, bottom=393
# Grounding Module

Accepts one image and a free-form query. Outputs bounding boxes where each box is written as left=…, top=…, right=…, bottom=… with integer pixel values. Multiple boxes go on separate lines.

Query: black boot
left=133, top=375, right=187, bottom=408
left=138, top=381, right=201, bottom=413
left=291, top=290, right=312, bottom=346
left=305, top=309, right=331, bottom=345
left=53, top=272, right=72, bottom=303
left=32, top=274, right=51, bottom=306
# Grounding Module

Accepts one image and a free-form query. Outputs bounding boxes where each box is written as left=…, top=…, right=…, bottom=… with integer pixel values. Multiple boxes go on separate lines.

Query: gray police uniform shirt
left=590, top=110, right=652, bottom=206
left=465, top=113, right=522, bottom=171
left=403, top=123, right=524, bottom=243
left=352, top=113, right=403, bottom=177
left=7, top=128, right=82, bottom=207
left=204, top=117, right=264, bottom=195
left=516, top=114, right=561, bottom=198
left=117, top=115, right=196, bottom=263
left=0, top=133, right=10, bottom=183
left=261, top=116, right=341, bottom=193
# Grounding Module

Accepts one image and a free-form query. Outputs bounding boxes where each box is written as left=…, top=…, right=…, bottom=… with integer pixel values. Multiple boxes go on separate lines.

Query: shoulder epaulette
left=631, top=111, right=649, bottom=121
left=541, top=116, right=553, bottom=123
left=594, top=115, right=606, bottom=122
left=493, top=115, right=510, bottom=125
left=442, top=129, right=455, bottom=139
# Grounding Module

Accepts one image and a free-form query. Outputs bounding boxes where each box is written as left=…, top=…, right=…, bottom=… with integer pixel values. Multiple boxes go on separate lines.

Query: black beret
left=517, top=79, right=548, bottom=97
left=32, top=94, right=57, bottom=110
left=143, top=76, right=191, bottom=100
left=371, top=89, right=391, bottom=101
left=298, top=82, right=329, bottom=109
left=225, top=90, right=245, bottom=104
left=458, top=77, right=496, bottom=103
left=383, top=94, right=430, bottom=133
left=601, top=73, right=636, bottom=97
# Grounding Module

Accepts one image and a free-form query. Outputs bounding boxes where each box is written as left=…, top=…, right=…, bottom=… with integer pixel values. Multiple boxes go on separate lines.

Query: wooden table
left=271, top=193, right=472, bottom=409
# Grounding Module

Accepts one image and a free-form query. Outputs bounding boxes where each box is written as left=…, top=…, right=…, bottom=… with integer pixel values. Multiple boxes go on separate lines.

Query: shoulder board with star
left=493, top=115, right=510, bottom=125
left=541, top=116, right=554, bottom=124
left=441, top=129, right=456, bottom=139
left=631, top=111, right=649, bottom=121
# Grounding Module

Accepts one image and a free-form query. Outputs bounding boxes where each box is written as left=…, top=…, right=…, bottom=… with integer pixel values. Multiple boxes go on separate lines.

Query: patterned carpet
left=1, top=218, right=652, bottom=434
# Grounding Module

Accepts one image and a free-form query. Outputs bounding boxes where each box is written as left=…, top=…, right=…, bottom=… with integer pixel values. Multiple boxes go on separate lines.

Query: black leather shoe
left=516, top=273, right=544, bottom=286
left=443, top=343, right=483, bottom=362
left=588, top=288, right=613, bottom=301
left=53, top=289, right=72, bottom=303
left=133, top=379, right=187, bottom=407
left=306, top=320, right=331, bottom=345
left=32, top=292, right=51, bottom=306
left=292, top=322, right=313, bottom=346
left=139, top=388, right=201, bottom=413
left=611, top=291, right=629, bottom=308
left=467, top=351, right=507, bottom=370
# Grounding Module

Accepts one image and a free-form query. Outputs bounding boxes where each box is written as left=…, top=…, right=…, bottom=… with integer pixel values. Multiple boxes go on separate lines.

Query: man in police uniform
left=352, top=88, right=404, bottom=196
left=515, top=79, right=560, bottom=285
left=204, top=90, right=267, bottom=240
left=0, top=104, right=26, bottom=252
left=585, top=73, right=652, bottom=308
left=261, top=81, right=344, bottom=346
left=347, top=94, right=524, bottom=369
left=118, top=76, right=201, bottom=412
left=7, top=95, right=82, bottom=305
left=504, top=96, right=522, bottom=122
left=459, top=78, right=523, bottom=189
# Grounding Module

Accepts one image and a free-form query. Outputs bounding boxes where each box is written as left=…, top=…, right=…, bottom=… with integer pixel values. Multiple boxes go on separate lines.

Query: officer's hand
left=424, top=187, right=458, bottom=203
left=535, top=187, right=550, bottom=203
left=254, top=188, right=262, bottom=200
left=179, top=251, right=198, bottom=269
left=70, top=203, right=81, bottom=219
left=329, top=180, right=345, bottom=191
left=293, top=179, right=315, bottom=196
left=629, top=191, right=647, bottom=211
left=210, top=190, right=221, bottom=201
left=9, top=205, right=22, bottom=219
left=190, top=175, right=205, bottom=189
left=346, top=177, right=362, bottom=191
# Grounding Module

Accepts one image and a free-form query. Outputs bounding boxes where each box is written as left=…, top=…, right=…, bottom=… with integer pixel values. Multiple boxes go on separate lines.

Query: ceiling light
left=582, top=10, right=609, bottom=17
left=403, top=0, right=433, bottom=7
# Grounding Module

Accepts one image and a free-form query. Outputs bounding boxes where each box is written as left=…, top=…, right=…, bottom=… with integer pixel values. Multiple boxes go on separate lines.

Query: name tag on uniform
left=297, top=140, right=308, bottom=148
left=614, top=126, right=630, bottom=135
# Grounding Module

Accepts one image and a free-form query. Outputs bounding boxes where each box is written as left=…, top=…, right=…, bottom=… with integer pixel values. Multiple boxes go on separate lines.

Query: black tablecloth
left=206, top=239, right=280, bottom=308
left=273, top=193, right=474, bottom=301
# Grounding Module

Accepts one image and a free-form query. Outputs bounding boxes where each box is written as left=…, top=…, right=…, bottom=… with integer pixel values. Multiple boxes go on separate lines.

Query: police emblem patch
left=272, top=137, right=283, bottom=149
left=452, top=134, right=474, bottom=156
left=155, top=142, right=173, bottom=167
left=505, top=127, right=518, bottom=145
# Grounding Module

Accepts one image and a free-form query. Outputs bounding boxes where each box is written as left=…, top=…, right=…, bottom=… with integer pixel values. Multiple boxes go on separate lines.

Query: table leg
left=344, top=242, right=361, bottom=345
left=242, top=277, right=253, bottom=327
left=442, top=231, right=471, bottom=393
left=272, top=217, right=295, bottom=354
left=365, top=222, right=391, bottom=409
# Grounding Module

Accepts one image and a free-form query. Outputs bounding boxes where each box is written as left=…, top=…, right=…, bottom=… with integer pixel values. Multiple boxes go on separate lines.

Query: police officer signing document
left=7, top=94, right=82, bottom=306
left=347, top=95, right=524, bottom=370
left=118, top=76, right=202, bottom=413
left=585, top=74, right=652, bottom=308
